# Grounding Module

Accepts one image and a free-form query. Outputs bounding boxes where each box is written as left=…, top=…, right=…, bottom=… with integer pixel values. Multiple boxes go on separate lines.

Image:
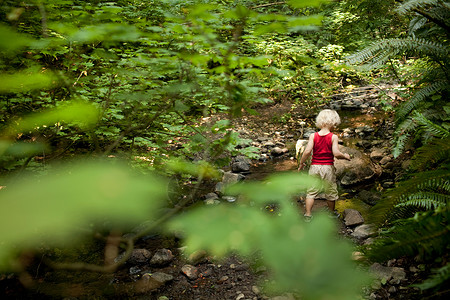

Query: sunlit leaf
left=287, top=0, right=327, bottom=8
left=69, top=24, right=142, bottom=43
left=165, top=158, right=221, bottom=179
left=0, top=70, right=57, bottom=93
left=4, top=101, right=99, bottom=135
left=0, top=25, right=32, bottom=53
left=254, top=23, right=287, bottom=36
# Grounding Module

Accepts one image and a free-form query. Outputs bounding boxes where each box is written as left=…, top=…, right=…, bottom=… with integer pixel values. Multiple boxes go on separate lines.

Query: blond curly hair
left=315, top=109, right=341, bottom=129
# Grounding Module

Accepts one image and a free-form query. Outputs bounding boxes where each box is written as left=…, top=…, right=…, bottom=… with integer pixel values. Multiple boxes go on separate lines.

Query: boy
left=298, top=109, right=351, bottom=221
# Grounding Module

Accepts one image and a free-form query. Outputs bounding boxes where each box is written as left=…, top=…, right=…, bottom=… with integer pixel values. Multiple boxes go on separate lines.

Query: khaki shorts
left=306, top=165, right=339, bottom=201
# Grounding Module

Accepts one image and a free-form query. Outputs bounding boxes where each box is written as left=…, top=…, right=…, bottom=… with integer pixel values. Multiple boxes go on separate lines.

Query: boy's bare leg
left=326, top=200, right=335, bottom=211
left=305, top=197, right=315, bottom=216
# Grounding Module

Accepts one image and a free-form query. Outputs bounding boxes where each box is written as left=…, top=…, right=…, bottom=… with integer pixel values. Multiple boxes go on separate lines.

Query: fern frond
left=413, top=262, right=450, bottom=291
left=368, top=209, right=450, bottom=262
left=395, top=0, right=440, bottom=15
left=395, top=192, right=450, bottom=210
left=392, top=118, right=417, bottom=158
left=370, top=169, right=450, bottom=226
left=409, top=16, right=428, bottom=36
left=411, top=138, right=450, bottom=170
left=346, top=38, right=448, bottom=67
left=413, top=112, right=450, bottom=138
left=396, top=80, right=448, bottom=120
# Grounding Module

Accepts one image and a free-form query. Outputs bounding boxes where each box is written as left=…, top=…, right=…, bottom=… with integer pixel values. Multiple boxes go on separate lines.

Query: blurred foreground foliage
left=0, top=0, right=392, bottom=298
left=170, top=173, right=370, bottom=299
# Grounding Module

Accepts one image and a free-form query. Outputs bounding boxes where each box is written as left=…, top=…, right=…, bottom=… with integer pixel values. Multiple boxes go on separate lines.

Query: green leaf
left=287, top=0, right=327, bottom=8
left=4, top=101, right=99, bottom=135
left=0, top=25, right=32, bottom=53
left=174, top=100, right=189, bottom=112
left=0, top=161, right=167, bottom=269
left=226, top=172, right=321, bottom=205
left=254, top=23, right=287, bottom=36
left=0, top=140, right=47, bottom=157
left=165, top=159, right=221, bottom=179
left=0, top=70, right=58, bottom=93
left=168, top=202, right=370, bottom=299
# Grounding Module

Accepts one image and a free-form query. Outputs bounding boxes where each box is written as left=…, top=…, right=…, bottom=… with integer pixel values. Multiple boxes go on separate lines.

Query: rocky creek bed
left=1, top=84, right=440, bottom=299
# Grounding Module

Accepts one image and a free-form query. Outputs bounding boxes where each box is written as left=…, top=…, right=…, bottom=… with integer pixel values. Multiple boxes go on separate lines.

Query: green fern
left=396, top=81, right=448, bottom=120
left=370, top=169, right=449, bottom=225
left=413, top=263, right=450, bottom=291
left=346, top=38, right=448, bottom=67
left=395, top=192, right=450, bottom=210
left=411, top=138, right=450, bottom=173
left=395, top=0, right=441, bottom=15
left=392, top=118, right=417, bottom=158
left=367, top=208, right=450, bottom=262
left=413, top=111, right=450, bottom=138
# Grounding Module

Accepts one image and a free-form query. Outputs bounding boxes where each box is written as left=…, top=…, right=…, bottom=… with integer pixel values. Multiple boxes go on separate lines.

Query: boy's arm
left=332, top=135, right=351, bottom=160
left=298, top=134, right=314, bottom=170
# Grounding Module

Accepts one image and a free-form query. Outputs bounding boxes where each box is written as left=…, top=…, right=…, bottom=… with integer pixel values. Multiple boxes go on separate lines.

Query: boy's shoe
left=328, top=210, right=341, bottom=219
left=303, top=214, right=313, bottom=222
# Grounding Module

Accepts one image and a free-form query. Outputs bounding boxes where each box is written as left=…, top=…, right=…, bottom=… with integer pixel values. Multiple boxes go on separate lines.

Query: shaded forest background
left=0, top=0, right=449, bottom=299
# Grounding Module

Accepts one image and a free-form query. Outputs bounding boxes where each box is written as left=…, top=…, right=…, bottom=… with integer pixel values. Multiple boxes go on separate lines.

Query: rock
left=150, top=249, right=174, bottom=266
left=151, top=272, right=174, bottom=284
left=303, top=128, right=316, bottom=138
left=232, top=161, right=250, bottom=173
left=351, top=224, right=375, bottom=239
left=215, top=182, right=225, bottom=194
left=125, top=249, right=152, bottom=265
left=352, top=251, right=365, bottom=261
left=380, top=156, right=392, bottom=165
left=295, top=139, right=308, bottom=159
left=252, top=286, right=261, bottom=295
left=205, top=192, right=219, bottom=200
left=129, top=266, right=141, bottom=275
left=188, top=249, right=208, bottom=265
left=369, top=263, right=406, bottom=283
left=263, top=141, right=275, bottom=147
left=236, top=293, right=245, bottom=300
left=343, top=209, right=365, bottom=226
left=388, top=286, right=397, bottom=293
left=232, top=156, right=252, bottom=173
left=181, top=264, right=199, bottom=280
left=134, top=273, right=165, bottom=293
left=204, top=192, right=220, bottom=205
left=335, top=146, right=381, bottom=186
left=370, top=148, right=385, bottom=160
left=271, top=147, right=288, bottom=156
left=216, top=172, right=246, bottom=194
left=222, top=196, right=237, bottom=203
left=204, top=198, right=221, bottom=205
left=357, top=190, right=381, bottom=206
left=222, top=172, right=246, bottom=184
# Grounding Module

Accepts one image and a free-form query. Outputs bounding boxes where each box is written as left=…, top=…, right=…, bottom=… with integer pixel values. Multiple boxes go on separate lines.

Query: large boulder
left=335, top=146, right=381, bottom=186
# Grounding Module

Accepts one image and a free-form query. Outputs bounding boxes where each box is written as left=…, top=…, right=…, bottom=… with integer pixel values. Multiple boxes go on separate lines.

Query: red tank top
left=311, top=132, right=334, bottom=165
